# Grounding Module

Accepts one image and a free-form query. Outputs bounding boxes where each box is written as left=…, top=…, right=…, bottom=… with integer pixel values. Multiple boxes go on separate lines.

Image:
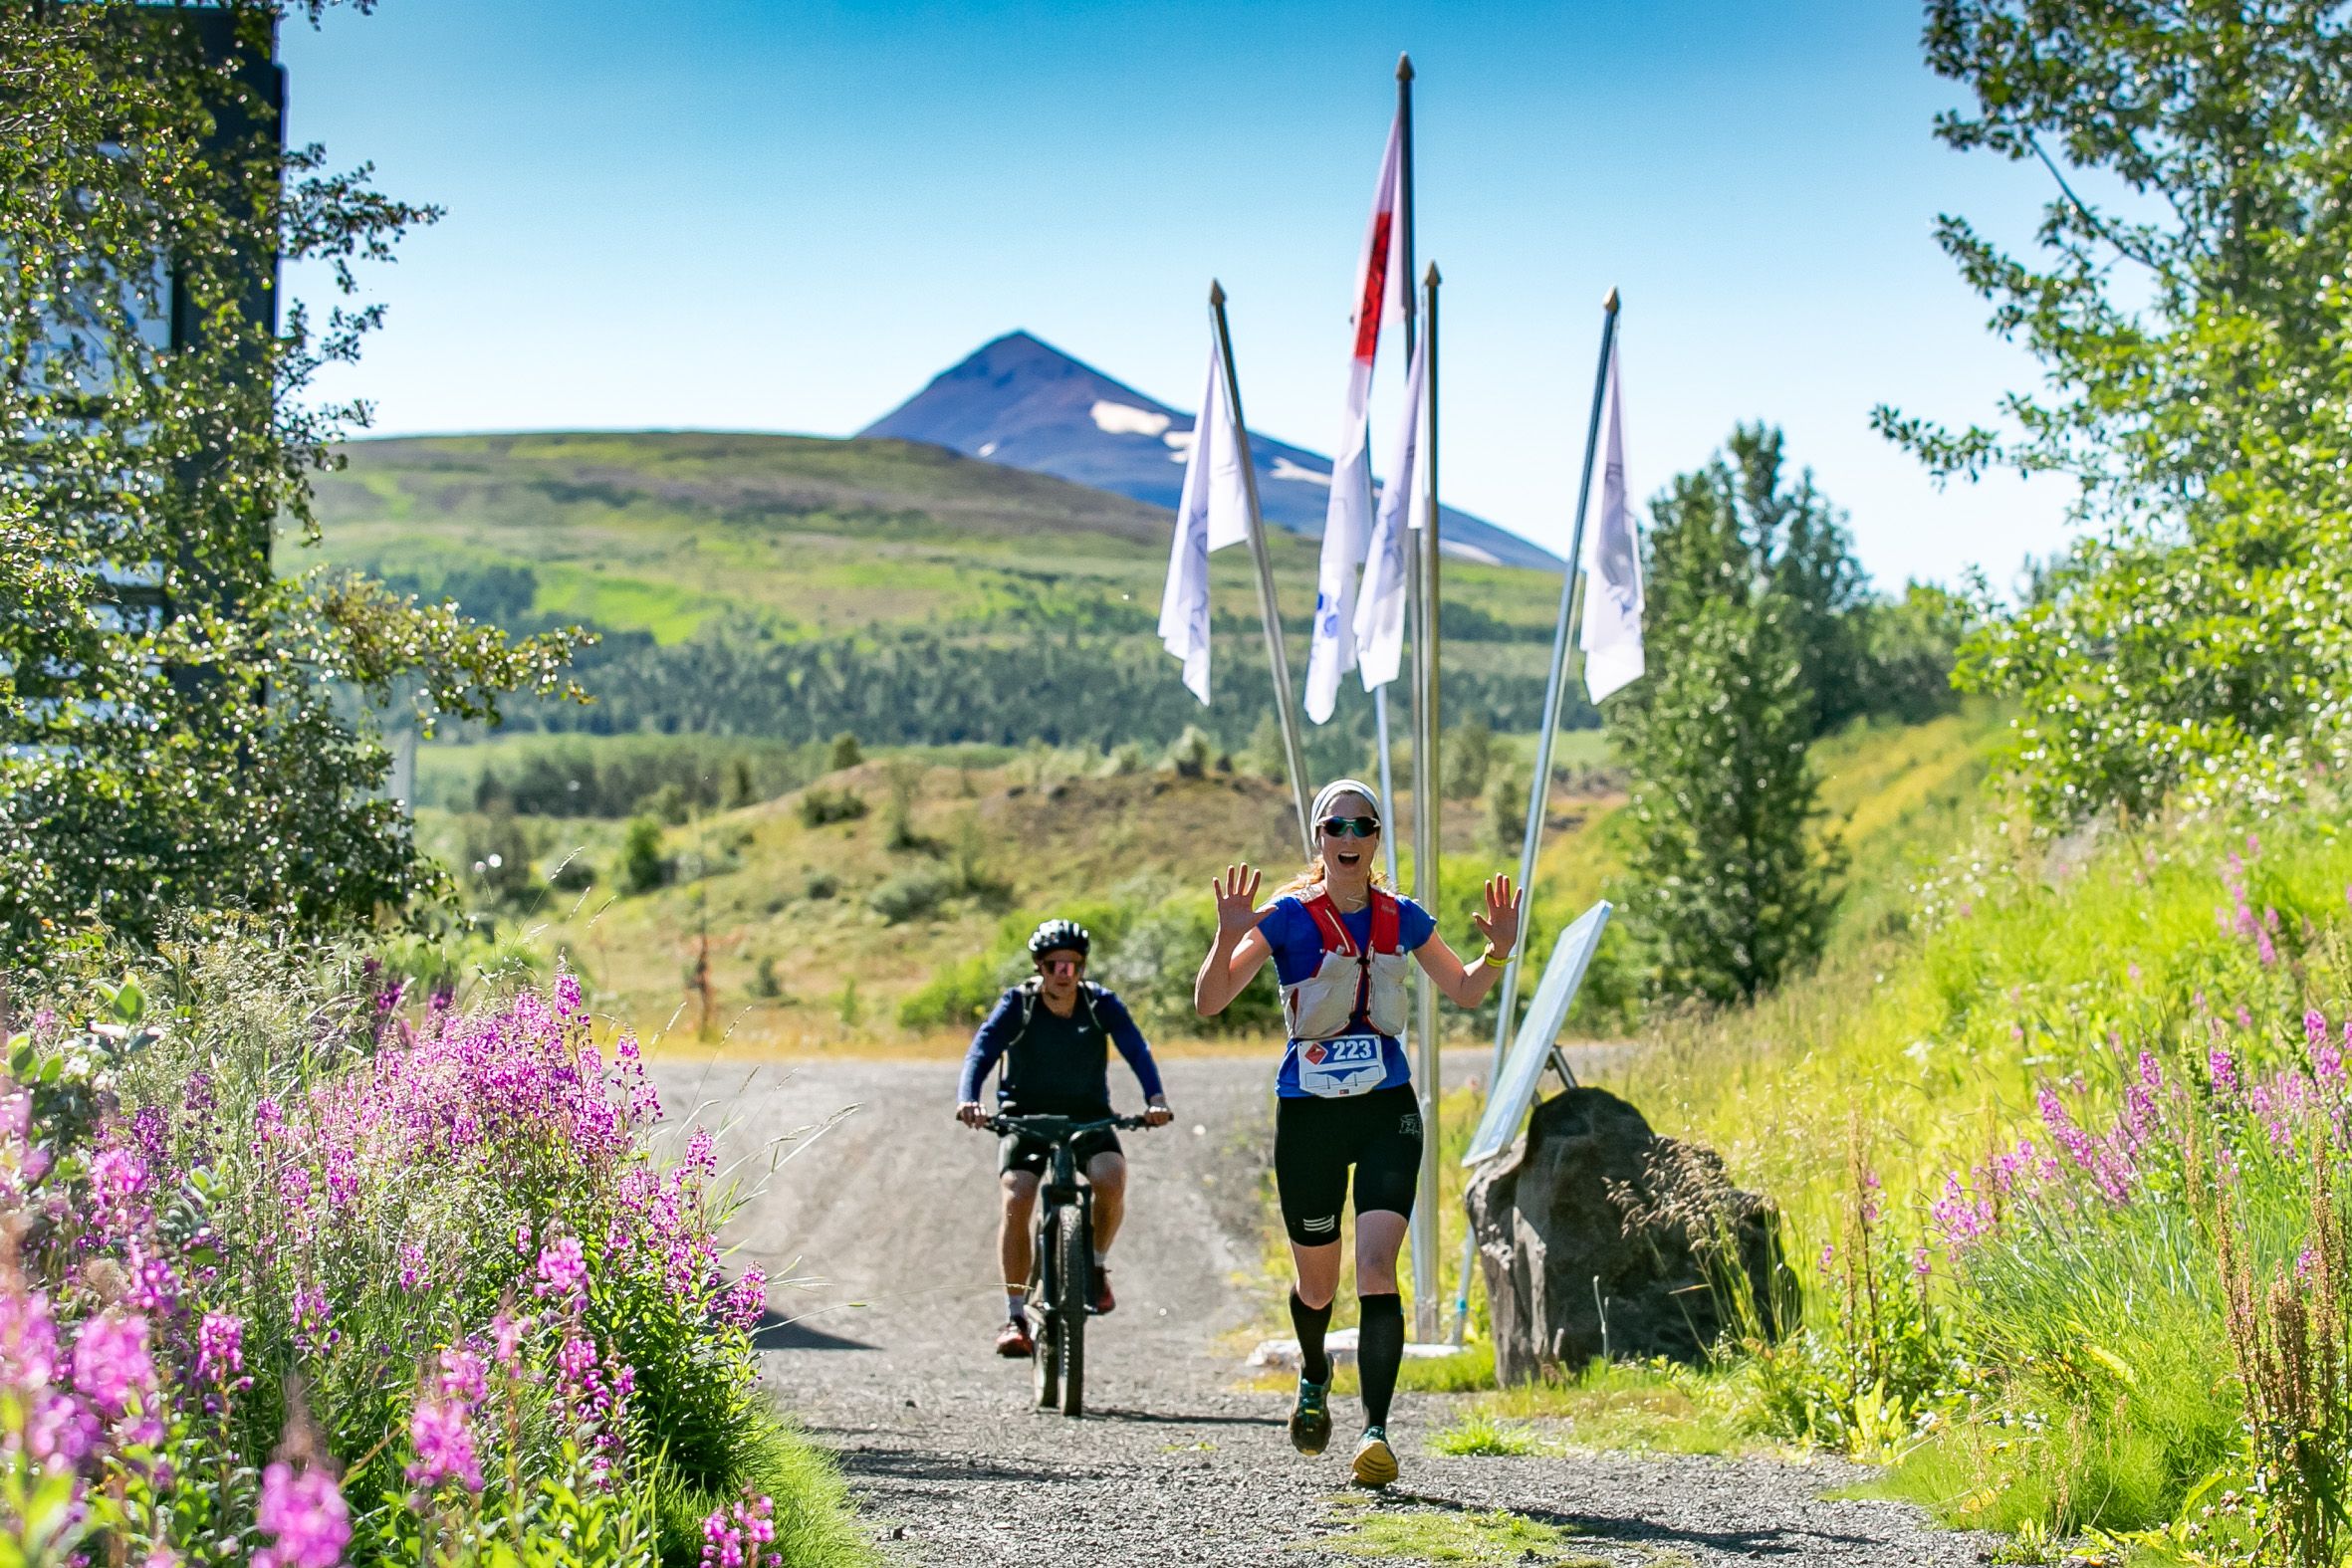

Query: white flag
left=1157, top=343, right=1252, bottom=703
left=1304, top=108, right=1408, bottom=725
left=1579, top=337, right=1644, bottom=702
left=1354, top=325, right=1426, bottom=693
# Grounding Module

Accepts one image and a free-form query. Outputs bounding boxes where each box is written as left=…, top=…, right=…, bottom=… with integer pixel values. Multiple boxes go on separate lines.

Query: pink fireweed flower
left=536, top=1236, right=589, bottom=1313
left=555, top=969, right=584, bottom=1019
left=1931, top=1173, right=1994, bottom=1248
left=2210, top=1048, right=2240, bottom=1094
left=255, top=1460, right=351, bottom=1568
left=2037, top=1085, right=2134, bottom=1203
left=1816, top=1243, right=1835, bottom=1274
left=438, top=1347, right=488, bottom=1406
left=72, top=1310, right=155, bottom=1418
left=406, top=1395, right=483, bottom=1494
left=197, top=1312, right=244, bottom=1384
left=1912, top=1245, right=1932, bottom=1279
left=492, top=1309, right=532, bottom=1374
left=397, top=1242, right=425, bottom=1293
left=686, top=1127, right=718, bottom=1178
left=28, top=1393, right=101, bottom=1467
left=721, top=1267, right=768, bottom=1331
left=0, top=1284, right=59, bottom=1390
left=291, top=1284, right=335, bottom=1355
left=700, top=1491, right=778, bottom=1568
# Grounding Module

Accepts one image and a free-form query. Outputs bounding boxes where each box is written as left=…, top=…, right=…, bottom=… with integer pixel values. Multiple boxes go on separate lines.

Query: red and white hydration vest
left=1281, top=888, right=1413, bottom=1042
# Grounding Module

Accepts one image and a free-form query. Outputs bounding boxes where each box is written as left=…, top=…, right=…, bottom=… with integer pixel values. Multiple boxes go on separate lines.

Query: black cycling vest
left=997, top=993, right=1115, bottom=1116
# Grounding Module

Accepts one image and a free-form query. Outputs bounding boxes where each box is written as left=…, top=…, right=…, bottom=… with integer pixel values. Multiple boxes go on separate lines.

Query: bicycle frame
left=983, top=1110, right=1148, bottom=1418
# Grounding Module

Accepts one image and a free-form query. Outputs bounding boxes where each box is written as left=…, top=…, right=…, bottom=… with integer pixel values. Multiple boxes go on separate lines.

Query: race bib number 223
left=1296, top=1034, right=1386, bottom=1099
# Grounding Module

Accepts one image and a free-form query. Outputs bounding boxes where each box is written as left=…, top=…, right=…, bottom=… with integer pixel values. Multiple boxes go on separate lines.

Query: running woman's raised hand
left=1212, top=864, right=1264, bottom=945
left=1471, top=873, right=1524, bottom=958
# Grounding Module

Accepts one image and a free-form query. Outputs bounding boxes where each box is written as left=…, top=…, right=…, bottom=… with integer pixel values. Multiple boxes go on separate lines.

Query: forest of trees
left=386, top=558, right=1959, bottom=780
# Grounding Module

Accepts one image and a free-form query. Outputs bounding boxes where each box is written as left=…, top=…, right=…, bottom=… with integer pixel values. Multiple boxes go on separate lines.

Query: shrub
left=620, top=815, right=668, bottom=894
left=1444, top=718, right=1495, bottom=799
left=867, top=867, right=957, bottom=925
left=1163, top=726, right=1213, bottom=780
left=0, top=939, right=854, bottom=1566
left=827, top=732, right=862, bottom=772
left=801, top=869, right=839, bottom=902
left=640, top=780, right=693, bottom=825
left=796, top=785, right=867, bottom=828
left=881, top=759, right=926, bottom=851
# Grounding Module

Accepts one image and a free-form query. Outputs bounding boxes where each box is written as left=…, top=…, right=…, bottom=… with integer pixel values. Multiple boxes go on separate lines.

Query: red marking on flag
left=1352, top=211, right=1392, bottom=362
left=1304, top=1042, right=1327, bottom=1065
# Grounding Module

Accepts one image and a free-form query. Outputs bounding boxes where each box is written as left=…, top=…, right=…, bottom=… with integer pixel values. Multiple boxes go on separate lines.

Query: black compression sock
left=1290, top=1290, right=1334, bottom=1385
left=1358, top=1293, right=1405, bottom=1431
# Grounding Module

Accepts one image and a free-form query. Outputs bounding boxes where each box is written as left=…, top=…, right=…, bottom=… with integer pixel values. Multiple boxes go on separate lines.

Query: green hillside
left=416, top=707, right=1999, bottom=1052
left=311, top=431, right=1584, bottom=758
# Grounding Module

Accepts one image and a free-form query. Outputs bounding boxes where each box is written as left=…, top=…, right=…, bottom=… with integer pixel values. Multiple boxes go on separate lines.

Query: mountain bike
left=985, top=1111, right=1150, bottom=1419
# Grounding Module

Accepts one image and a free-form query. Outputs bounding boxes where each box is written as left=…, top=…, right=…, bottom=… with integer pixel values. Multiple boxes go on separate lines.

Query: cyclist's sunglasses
left=1318, top=815, right=1381, bottom=839
left=1038, top=956, right=1082, bottom=976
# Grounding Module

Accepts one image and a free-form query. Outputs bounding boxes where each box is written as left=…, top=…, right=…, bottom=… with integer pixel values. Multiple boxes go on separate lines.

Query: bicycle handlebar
left=978, top=1112, right=1154, bottom=1138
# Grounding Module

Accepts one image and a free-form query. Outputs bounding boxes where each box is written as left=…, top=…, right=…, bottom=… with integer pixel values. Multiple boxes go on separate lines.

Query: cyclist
left=957, top=918, right=1173, bottom=1357
left=1193, top=779, right=1520, bottom=1488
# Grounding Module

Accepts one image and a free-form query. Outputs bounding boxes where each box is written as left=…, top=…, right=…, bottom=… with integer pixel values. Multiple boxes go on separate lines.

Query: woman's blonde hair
left=1274, top=781, right=1389, bottom=898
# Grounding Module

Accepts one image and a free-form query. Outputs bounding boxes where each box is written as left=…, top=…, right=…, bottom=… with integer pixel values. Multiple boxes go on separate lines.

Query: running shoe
left=1350, top=1426, right=1398, bottom=1488
left=1091, top=1268, right=1115, bottom=1315
left=1288, top=1376, right=1331, bottom=1456
left=994, top=1318, right=1034, bottom=1358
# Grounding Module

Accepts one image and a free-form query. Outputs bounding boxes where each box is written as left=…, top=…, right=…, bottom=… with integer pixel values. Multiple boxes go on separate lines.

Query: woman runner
left=1194, top=779, right=1522, bottom=1487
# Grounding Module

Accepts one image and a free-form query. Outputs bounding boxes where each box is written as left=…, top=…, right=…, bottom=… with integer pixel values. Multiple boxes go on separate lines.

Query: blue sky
left=280, top=0, right=2073, bottom=591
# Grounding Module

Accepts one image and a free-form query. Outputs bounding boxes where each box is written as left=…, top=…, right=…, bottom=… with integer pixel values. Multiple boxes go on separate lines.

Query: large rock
left=1464, top=1087, right=1790, bottom=1384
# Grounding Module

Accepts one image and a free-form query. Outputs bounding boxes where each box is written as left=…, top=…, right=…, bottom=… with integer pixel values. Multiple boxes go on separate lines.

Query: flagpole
left=1393, top=49, right=1439, bottom=1345
left=1449, top=287, right=1620, bottom=1345
left=1408, top=262, right=1445, bottom=1343
left=1375, top=49, right=1415, bottom=890
left=1210, top=280, right=1314, bottom=857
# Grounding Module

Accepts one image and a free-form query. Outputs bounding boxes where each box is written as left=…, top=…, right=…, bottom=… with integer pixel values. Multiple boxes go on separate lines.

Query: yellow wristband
left=1481, top=945, right=1512, bottom=970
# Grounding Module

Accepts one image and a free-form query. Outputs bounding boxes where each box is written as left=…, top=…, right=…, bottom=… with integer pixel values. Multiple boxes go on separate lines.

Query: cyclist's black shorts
left=999, top=1106, right=1123, bottom=1178
left=1274, top=1082, right=1422, bottom=1245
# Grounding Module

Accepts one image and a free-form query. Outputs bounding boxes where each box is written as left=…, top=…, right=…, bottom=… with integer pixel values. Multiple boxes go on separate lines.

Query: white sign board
left=1461, top=900, right=1613, bottom=1168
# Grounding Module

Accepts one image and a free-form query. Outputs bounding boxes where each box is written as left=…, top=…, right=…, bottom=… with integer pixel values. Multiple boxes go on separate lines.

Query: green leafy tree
left=619, top=817, right=667, bottom=894
left=1879, top=1, right=2352, bottom=820
left=0, top=3, right=586, bottom=970
left=1611, top=428, right=1844, bottom=1007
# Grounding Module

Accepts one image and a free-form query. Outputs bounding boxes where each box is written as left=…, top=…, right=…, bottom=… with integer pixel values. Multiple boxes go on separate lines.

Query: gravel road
left=655, top=1054, right=1986, bottom=1567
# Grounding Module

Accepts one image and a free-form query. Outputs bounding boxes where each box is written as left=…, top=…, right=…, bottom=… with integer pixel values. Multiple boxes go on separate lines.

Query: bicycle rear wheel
left=1055, top=1201, right=1088, bottom=1418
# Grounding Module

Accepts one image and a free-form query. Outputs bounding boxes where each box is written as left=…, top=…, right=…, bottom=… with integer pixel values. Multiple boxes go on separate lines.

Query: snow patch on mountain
left=1090, top=400, right=1173, bottom=438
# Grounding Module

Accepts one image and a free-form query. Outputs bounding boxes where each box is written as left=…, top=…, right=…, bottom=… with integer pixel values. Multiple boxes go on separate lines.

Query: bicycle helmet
left=1027, top=919, right=1090, bottom=960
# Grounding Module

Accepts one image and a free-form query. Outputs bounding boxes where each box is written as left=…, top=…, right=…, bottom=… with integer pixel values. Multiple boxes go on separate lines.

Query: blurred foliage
left=0, top=3, right=585, bottom=975
left=1883, top=0, right=2352, bottom=823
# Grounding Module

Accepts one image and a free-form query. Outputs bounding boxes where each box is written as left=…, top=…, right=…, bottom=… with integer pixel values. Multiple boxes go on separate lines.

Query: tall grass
left=1608, top=808, right=2352, bottom=1546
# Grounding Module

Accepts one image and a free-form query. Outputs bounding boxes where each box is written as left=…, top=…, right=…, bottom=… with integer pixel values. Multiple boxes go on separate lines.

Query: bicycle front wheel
left=1055, top=1201, right=1088, bottom=1418
left=1032, top=1214, right=1058, bottom=1409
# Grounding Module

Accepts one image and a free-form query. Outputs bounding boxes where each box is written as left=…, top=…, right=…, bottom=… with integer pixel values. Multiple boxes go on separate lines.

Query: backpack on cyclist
left=1009, top=975, right=1109, bottom=1044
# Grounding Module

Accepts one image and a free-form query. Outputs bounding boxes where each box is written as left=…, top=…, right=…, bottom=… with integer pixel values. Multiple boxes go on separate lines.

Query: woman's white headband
left=1310, top=779, right=1383, bottom=826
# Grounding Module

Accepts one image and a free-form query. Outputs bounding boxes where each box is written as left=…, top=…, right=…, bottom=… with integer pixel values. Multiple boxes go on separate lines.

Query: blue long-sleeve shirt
left=957, top=983, right=1164, bottom=1112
